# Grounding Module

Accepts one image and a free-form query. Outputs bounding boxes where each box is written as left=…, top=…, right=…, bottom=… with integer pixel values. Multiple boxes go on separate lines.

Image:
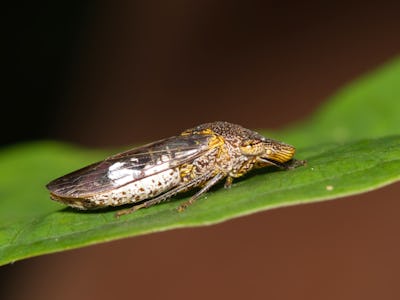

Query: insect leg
left=115, top=171, right=219, bottom=217
left=224, top=176, right=233, bottom=189
left=177, top=172, right=224, bottom=212
left=282, top=159, right=307, bottom=170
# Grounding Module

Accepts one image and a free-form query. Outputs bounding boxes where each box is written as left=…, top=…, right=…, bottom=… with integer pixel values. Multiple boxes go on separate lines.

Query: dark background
left=2, top=1, right=400, bottom=299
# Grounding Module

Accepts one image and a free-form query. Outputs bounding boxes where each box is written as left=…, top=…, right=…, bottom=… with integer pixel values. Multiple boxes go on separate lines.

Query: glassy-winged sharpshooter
left=46, top=121, right=305, bottom=216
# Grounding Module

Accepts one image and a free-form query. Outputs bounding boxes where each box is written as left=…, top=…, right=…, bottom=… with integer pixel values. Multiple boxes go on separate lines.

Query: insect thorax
left=180, top=122, right=259, bottom=182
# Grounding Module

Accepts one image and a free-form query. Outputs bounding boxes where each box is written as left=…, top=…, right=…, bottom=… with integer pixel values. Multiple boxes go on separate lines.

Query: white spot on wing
left=109, top=162, right=125, bottom=171
left=160, top=154, right=169, bottom=162
left=144, top=163, right=167, bottom=176
left=108, top=162, right=142, bottom=185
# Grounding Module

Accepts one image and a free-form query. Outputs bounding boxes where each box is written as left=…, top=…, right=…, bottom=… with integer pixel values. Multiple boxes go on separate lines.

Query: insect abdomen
left=53, top=168, right=182, bottom=210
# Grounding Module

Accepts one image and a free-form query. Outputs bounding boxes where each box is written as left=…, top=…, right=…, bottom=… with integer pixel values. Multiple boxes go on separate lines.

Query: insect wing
left=46, top=134, right=213, bottom=198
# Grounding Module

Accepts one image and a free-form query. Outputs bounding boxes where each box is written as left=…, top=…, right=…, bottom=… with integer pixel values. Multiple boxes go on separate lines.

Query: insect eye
left=240, top=140, right=263, bottom=155
left=241, top=140, right=257, bottom=147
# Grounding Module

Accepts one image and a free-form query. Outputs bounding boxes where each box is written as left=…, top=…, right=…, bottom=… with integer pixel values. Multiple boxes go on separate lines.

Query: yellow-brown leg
left=224, top=176, right=233, bottom=189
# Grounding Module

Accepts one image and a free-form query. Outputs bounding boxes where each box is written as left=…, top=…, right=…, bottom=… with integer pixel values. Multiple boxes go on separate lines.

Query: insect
left=46, top=121, right=304, bottom=217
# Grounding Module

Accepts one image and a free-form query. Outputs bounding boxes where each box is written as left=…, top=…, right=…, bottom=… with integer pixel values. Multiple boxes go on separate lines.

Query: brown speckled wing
left=46, top=134, right=213, bottom=199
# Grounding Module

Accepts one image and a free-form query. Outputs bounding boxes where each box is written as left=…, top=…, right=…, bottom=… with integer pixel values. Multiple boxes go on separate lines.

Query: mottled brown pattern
left=46, top=121, right=303, bottom=216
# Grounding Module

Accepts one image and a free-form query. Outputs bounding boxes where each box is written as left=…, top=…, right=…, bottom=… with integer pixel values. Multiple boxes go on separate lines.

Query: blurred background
left=2, top=1, right=400, bottom=299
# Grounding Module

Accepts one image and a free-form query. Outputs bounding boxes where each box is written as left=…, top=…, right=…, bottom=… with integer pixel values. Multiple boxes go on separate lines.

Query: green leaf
left=1, top=57, right=400, bottom=266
